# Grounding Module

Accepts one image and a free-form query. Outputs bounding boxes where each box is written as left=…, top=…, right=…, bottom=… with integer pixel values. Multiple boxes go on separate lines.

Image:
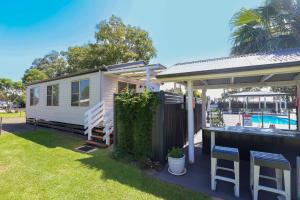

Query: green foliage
left=115, top=90, right=159, bottom=160
left=0, top=78, right=25, bottom=108
left=22, top=68, right=49, bottom=85
left=230, top=0, right=300, bottom=55
left=168, top=147, right=184, bottom=158
left=23, top=15, right=157, bottom=84
left=210, top=109, right=224, bottom=127
left=95, top=15, right=156, bottom=64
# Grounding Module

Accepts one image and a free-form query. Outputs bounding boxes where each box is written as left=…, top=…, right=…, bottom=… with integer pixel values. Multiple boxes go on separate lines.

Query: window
left=117, top=81, right=136, bottom=93
left=71, top=79, right=90, bottom=106
left=47, top=84, right=59, bottom=106
left=30, top=87, right=40, bottom=106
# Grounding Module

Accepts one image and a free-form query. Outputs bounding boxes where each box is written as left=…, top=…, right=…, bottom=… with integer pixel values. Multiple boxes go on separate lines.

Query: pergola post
left=259, top=97, right=261, bottom=110
left=202, top=88, right=207, bottom=128
left=264, top=96, right=267, bottom=111
left=187, top=80, right=194, bottom=164
left=146, top=67, right=151, bottom=89
left=246, top=97, right=248, bottom=113
left=285, top=96, right=287, bottom=110
left=228, top=98, right=232, bottom=114
left=297, top=80, right=300, bottom=130
left=275, top=97, right=278, bottom=113
left=279, top=97, right=282, bottom=113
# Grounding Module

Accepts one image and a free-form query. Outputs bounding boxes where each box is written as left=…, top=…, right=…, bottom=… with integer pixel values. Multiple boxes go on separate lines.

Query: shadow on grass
left=4, top=124, right=205, bottom=200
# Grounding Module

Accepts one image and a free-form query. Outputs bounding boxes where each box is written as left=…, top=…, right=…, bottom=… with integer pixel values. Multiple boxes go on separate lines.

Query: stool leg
left=211, top=157, right=217, bottom=191
left=234, top=161, right=240, bottom=197
left=283, top=170, right=291, bottom=200
left=250, top=156, right=253, bottom=193
left=275, top=169, right=282, bottom=190
left=253, top=165, right=260, bottom=200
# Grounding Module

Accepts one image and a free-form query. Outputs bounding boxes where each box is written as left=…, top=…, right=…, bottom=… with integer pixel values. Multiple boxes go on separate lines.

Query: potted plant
left=167, top=147, right=186, bottom=175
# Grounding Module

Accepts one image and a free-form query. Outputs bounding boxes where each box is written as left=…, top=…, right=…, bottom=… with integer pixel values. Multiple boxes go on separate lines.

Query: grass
left=0, top=129, right=208, bottom=200
left=0, top=111, right=26, bottom=118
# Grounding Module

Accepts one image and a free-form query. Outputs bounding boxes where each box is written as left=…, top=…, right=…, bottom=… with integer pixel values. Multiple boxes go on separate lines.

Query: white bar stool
left=250, top=151, right=291, bottom=200
left=210, top=131, right=240, bottom=197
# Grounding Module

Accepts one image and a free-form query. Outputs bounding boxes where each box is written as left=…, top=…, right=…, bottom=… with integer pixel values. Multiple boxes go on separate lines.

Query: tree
left=63, top=44, right=105, bottom=73
left=0, top=79, right=25, bottom=110
left=95, top=15, right=156, bottom=64
left=64, top=15, right=157, bottom=72
left=30, top=50, right=68, bottom=78
left=22, top=68, right=48, bottom=85
left=230, top=0, right=300, bottom=55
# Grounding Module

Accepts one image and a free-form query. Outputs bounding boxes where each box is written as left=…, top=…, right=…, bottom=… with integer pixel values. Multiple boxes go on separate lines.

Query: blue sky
left=0, top=0, right=263, bottom=81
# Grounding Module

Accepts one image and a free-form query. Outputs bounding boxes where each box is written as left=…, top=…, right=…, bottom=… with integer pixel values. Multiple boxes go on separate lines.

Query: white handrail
left=103, top=108, right=114, bottom=145
left=84, top=101, right=104, bottom=140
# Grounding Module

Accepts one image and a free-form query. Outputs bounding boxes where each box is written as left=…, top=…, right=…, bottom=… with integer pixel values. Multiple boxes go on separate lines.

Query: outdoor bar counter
left=203, top=126, right=300, bottom=167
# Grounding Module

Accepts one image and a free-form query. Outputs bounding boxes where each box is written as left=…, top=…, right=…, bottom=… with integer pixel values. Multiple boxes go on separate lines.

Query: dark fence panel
left=115, top=91, right=202, bottom=164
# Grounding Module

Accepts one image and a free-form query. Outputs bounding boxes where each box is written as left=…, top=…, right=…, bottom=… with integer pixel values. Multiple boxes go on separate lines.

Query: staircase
left=84, top=102, right=114, bottom=148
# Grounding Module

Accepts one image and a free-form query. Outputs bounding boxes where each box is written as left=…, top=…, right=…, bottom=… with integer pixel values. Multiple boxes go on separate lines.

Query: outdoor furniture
left=211, top=131, right=240, bottom=197
left=250, top=151, right=291, bottom=200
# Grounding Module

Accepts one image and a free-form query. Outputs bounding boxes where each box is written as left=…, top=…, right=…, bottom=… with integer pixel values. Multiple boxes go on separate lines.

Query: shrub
left=115, top=90, right=159, bottom=160
left=168, top=147, right=184, bottom=158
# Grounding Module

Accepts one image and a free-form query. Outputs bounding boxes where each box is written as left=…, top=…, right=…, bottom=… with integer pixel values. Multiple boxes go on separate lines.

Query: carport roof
left=229, top=91, right=286, bottom=97
left=157, top=48, right=300, bottom=89
left=157, top=48, right=300, bottom=79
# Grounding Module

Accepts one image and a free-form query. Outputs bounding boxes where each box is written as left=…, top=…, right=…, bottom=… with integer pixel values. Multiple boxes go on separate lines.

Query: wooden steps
left=86, top=126, right=113, bottom=148
left=86, top=140, right=108, bottom=148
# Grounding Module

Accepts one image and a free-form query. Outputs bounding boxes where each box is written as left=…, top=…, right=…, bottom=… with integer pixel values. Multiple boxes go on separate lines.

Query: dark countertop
left=204, top=126, right=300, bottom=138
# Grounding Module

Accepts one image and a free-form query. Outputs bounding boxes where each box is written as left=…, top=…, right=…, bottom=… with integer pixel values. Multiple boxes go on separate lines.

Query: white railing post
left=84, top=101, right=113, bottom=145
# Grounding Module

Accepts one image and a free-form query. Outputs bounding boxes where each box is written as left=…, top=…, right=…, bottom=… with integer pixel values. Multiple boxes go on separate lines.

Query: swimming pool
left=252, top=115, right=297, bottom=125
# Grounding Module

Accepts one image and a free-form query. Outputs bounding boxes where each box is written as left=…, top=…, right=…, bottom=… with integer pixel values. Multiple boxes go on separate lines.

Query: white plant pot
left=168, top=154, right=186, bottom=175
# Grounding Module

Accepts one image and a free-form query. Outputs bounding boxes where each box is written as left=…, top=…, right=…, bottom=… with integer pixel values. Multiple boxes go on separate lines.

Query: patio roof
left=229, top=91, right=287, bottom=97
left=157, top=48, right=300, bottom=89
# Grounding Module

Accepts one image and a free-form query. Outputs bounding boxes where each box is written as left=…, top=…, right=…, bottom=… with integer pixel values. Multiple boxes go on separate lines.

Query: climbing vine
left=115, top=90, right=159, bottom=160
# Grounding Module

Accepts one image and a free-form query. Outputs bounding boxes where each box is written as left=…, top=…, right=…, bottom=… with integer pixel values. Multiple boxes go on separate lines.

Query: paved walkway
left=153, top=132, right=298, bottom=200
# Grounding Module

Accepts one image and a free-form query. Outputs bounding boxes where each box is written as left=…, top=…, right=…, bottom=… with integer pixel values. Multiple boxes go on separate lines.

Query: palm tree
left=230, top=0, right=300, bottom=55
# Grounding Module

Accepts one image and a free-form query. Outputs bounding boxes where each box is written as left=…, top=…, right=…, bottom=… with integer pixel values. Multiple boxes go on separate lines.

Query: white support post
left=202, top=88, right=207, bottom=128
left=285, top=97, right=287, bottom=110
left=187, top=80, right=195, bottom=164
left=275, top=97, right=278, bottom=114
left=146, top=67, right=151, bottom=89
left=259, top=97, right=261, bottom=110
left=297, top=80, right=300, bottom=130
left=228, top=98, right=232, bottom=114
left=279, top=97, right=282, bottom=113
left=264, top=96, right=267, bottom=111
left=246, top=97, right=248, bottom=113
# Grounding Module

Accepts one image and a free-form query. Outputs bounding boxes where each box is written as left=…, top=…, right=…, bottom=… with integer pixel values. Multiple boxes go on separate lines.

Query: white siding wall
left=26, top=72, right=101, bottom=125
left=101, top=74, right=144, bottom=112
left=101, top=75, right=118, bottom=112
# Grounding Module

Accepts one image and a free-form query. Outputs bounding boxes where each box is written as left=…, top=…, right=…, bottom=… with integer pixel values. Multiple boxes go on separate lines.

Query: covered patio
left=156, top=48, right=300, bottom=199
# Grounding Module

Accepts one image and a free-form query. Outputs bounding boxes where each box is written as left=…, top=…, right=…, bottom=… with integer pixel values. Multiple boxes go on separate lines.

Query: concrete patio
left=153, top=133, right=299, bottom=200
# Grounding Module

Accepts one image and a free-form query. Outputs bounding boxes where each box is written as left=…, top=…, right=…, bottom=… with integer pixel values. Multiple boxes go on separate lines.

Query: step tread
left=91, top=135, right=103, bottom=140
left=86, top=140, right=108, bottom=148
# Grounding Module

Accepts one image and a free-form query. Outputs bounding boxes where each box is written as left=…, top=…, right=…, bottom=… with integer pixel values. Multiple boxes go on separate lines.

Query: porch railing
left=84, top=101, right=104, bottom=140
left=103, top=108, right=114, bottom=145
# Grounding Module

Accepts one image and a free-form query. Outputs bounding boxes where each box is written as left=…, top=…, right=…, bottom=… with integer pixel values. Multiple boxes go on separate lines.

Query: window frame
left=71, top=79, right=90, bottom=107
left=117, top=81, right=137, bottom=93
left=47, top=84, right=59, bottom=106
left=30, top=87, right=40, bottom=106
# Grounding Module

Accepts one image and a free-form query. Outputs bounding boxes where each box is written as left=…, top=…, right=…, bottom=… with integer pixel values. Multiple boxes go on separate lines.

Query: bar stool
left=250, top=151, right=291, bottom=200
left=210, top=131, right=240, bottom=197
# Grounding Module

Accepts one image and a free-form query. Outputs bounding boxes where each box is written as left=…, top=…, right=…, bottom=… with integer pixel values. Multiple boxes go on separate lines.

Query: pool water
left=252, top=115, right=297, bottom=125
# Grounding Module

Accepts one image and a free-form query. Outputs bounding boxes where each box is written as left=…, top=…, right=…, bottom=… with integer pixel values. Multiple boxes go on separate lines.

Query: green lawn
left=0, top=111, right=26, bottom=118
left=0, top=130, right=208, bottom=200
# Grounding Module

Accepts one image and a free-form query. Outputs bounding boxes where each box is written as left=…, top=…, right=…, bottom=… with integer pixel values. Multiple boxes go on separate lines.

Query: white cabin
left=26, top=61, right=165, bottom=129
